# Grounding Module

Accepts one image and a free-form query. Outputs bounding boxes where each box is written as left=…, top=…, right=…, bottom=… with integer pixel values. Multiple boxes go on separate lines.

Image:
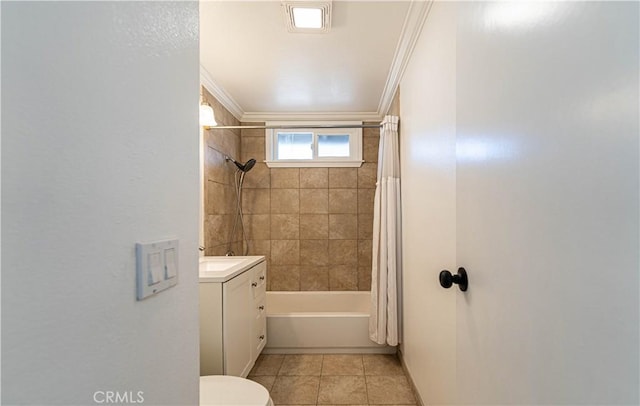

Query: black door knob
left=439, top=267, right=468, bottom=292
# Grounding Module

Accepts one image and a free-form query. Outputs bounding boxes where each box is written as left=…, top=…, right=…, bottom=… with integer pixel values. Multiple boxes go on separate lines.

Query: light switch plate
left=136, top=239, right=179, bottom=300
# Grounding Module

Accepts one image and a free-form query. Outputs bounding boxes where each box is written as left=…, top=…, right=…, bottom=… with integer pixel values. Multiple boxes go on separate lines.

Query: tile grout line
left=297, top=168, right=302, bottom=291
left=361, top=354, right=372, bottom=406
left=276, top=354, right=284, bottom=377
left=315, top=354, right=323, bottom=406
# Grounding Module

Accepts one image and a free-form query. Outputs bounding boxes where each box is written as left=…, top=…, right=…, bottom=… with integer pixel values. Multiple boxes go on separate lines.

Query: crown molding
left=377, top=0, right=433, bottom=116
left=241, top=111, right=383, bottom=123
left=199, top=65, right=244, bottom=121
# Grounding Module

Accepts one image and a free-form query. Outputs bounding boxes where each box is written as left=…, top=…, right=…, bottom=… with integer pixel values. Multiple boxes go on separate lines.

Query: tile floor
left=248, top=354, right=417, bottom=405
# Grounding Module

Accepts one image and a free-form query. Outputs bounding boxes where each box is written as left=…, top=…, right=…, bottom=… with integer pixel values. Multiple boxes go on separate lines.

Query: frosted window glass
left=318, top=134, right=350, bottom=157
left=277, top=132, right=313, bottom=159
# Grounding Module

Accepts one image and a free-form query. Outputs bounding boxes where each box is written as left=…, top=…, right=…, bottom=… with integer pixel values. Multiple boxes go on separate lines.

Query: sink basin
left=199, top=256, right=265, bottom=283
left=200, top=257, right=247, bottom=272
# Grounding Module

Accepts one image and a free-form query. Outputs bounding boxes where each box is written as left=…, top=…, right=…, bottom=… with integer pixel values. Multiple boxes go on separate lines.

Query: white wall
left=2, top=2, right=200, bottom=404
left=399, top=2, right=457, bottom=404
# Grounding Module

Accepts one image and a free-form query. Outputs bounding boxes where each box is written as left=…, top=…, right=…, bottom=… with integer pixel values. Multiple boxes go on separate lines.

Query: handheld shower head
left=242, top=159, right=256, bottom=172
left=226, top=156, right=256, bottom=173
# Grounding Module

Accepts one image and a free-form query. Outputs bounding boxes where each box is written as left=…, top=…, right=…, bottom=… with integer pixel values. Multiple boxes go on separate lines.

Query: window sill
left=265, top=160, right=364, bottom=168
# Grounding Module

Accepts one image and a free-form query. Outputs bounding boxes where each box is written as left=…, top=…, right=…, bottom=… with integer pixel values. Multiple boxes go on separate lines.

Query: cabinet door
left=222, top=270, right=253, bottom=377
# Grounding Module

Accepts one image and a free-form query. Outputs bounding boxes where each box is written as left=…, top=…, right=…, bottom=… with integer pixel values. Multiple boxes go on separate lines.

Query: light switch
left=136, top=239, right=179, bottom=300
left=164, top=248, right=177, bottom=279
left=148, top=252, right=163, bottom=285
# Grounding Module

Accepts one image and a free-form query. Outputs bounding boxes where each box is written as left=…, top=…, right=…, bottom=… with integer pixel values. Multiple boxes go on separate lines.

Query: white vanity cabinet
left=199, top=256, right=267, bottom=378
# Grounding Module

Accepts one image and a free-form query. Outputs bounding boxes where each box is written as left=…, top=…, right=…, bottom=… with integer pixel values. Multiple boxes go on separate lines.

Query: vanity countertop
left=198, top=255, right=265, bottom=283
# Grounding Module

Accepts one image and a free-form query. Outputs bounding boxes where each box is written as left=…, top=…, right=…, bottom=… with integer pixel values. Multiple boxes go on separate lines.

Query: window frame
left=265, top=121, right=363, bottom=168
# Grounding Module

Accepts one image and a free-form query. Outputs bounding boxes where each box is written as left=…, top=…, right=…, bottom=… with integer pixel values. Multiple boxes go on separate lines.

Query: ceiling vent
left=282, top=1, right=332, bottom=33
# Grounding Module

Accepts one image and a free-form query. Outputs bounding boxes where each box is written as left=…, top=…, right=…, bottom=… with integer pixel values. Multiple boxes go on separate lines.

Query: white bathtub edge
left=264, top=291, right=395, bottom=354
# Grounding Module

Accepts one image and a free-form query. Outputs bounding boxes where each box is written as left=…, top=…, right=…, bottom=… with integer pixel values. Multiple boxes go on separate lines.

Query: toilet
left=200, top=376, right=273, bottom=406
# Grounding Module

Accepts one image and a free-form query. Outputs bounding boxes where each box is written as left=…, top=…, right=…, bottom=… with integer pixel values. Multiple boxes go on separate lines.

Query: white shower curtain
left=369, top=115, right=402, bottom=346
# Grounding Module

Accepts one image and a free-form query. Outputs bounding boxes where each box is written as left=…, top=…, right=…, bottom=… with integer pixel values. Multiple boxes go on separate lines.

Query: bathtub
left=263, top=291, right=395, bottom=354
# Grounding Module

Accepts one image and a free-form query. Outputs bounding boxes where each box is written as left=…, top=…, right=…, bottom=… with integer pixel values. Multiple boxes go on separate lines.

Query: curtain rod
left=208, top=124, right=382, bottom=130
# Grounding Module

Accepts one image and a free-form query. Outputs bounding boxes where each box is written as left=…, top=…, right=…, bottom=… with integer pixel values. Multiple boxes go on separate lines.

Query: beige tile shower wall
left=202, top=87, right=243, bottom=256
left=241, top=122, right=380, bottom=291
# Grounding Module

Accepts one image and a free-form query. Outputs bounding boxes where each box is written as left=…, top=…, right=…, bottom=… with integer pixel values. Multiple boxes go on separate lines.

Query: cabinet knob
left=259, top=305, right=265, bottom=310
left=251, top=282, right=258, bottom=287
left=259, top=276, right=265, bottom=281
left=259, top=335, right=265, bottom=340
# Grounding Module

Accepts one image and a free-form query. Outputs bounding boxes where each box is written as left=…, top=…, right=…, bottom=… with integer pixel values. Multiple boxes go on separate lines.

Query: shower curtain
left=369, top=115, right=402, bottom=346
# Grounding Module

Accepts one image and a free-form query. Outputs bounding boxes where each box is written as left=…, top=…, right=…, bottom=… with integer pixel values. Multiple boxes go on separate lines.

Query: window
left=276, top=132, right=313, bottom=160
left=265, top=121, right=363, bottom=167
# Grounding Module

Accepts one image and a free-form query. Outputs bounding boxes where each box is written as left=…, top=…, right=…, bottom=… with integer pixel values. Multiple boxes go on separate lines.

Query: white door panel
left=400, top=1, right=639, bottom=404
left=456, top=2, right=639, bottom=404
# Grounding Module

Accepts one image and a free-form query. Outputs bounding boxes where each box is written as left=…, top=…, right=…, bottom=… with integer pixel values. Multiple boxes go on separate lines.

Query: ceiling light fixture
left=292, top=7, right=322, bottom=29
left=282, top=1, right=332, bottom=33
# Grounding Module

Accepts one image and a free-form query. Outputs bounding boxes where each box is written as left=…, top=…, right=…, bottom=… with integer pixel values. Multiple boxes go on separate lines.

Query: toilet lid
left=200, top=376, right=270, bottom=406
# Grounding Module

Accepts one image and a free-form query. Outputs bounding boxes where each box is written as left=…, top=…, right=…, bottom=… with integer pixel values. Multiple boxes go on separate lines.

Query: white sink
left=199, top=256, right=265, bottom=283
left=200, top=257, right=247, bottom=272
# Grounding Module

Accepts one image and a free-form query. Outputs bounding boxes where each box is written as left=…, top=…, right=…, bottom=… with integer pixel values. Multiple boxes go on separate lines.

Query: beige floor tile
left=366, top=376, right=416, bottom=405
left=249, top=354, right=285, bottom=376
left=321, top=354, right=364, bottom=375
left=362, top=354, right=404, bottom=375
left=279, top=354, right=323, bottom=376
left=317, top=375, right=368, bottom=404
left=248, top=375, right=276, bottom=391
left=271, top=375, right=320, bottom=405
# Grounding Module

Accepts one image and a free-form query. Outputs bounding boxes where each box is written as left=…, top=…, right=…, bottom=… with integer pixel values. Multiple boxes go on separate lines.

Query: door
left=454, top=2, right=639, bottom=404
left=400, top=1, right=639, bottom=404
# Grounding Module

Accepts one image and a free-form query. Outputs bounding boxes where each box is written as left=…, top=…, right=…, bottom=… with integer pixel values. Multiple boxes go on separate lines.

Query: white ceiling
left=200, top=1, right=429, bottom=122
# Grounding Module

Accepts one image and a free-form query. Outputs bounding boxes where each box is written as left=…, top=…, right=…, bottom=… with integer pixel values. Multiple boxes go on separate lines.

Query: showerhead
left=226, top=156, right=256, bottom=173
left=242, top=159, right=256, bottom=172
